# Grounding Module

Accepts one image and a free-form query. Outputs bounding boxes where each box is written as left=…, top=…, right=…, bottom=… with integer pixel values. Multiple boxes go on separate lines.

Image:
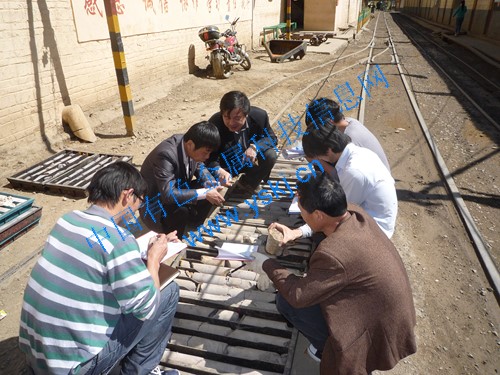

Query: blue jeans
left=78, top=282, right=179, bottom=375
left=276, top=293, right=329, bottom=351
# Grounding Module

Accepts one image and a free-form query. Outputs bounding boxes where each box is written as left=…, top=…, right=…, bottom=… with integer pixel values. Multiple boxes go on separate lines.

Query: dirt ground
left=0, top=14, right=499, bottom=375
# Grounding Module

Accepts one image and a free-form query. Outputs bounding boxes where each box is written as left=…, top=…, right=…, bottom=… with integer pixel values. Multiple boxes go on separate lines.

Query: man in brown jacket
left=251, top=173, right=417, bottom=374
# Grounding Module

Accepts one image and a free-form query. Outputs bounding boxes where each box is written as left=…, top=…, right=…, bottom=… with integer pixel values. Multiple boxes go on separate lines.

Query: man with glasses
left=19, top=161, right=180, bottom=375
left=208, top=91, right=278, bottom=193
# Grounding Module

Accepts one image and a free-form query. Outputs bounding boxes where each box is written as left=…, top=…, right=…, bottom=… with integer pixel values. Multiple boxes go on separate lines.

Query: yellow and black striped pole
left=103, top=0, right=135, bottom=136
left=286, top=0, right=291, bottom=40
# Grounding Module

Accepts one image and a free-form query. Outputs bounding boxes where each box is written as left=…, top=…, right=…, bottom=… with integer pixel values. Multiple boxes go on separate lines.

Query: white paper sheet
left=288, top=196, right=301, bottom=214
left=215, top=243, right=258, bottom=261
left=137, top=231, right=187, bottom=262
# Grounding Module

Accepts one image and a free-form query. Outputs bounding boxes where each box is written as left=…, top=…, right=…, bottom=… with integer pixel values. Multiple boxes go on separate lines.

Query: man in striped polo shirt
left=19, top=162, right=180, bottom=375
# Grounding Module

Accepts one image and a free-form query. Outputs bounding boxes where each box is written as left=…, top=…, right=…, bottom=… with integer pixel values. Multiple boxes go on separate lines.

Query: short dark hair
left=87, top=161, right=147, bottom=205
left=302, top=123, right=351, bottom=157
left=219, top=91, right=250, bottom=115
left=184, top=121, right=220, bottom=150
left=305, top=97, right=343, bottom=129
left=297, top=173, right=347, bottom=217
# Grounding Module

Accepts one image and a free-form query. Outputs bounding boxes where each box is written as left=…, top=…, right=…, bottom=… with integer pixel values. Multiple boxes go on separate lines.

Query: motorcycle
left=198, top=16, right=251, bottom=79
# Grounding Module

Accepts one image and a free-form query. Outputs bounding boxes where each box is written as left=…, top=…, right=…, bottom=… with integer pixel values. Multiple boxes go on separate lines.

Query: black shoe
left=233, top=180, right=260, bottom=194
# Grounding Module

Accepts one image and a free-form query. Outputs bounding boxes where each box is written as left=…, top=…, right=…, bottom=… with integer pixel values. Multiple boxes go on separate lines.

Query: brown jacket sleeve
left=262, top=250, right=348, bottom=309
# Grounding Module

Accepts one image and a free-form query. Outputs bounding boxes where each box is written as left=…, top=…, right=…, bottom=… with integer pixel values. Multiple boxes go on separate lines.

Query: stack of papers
left=215, top=243, right=257, bottom=261
left=288, top=196, right=300, bottom=214
left=137, top=231, right=187, bottom=262
left=282, top=141, right=305, bottom=160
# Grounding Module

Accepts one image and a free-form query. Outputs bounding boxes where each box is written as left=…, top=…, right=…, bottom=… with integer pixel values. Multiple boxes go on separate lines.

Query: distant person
left=250, top=173, right=417, bottom=374
left=305, top=97, right=391, bottom=171
left=453, top=0, right=467, bottom=36
left=208, top=91, right=278, bottom=194
left=19, top=161, right=180, bottom=375
left=141, top=121, right=225, bottom=237
left=370, top=2, right=376, bottom=17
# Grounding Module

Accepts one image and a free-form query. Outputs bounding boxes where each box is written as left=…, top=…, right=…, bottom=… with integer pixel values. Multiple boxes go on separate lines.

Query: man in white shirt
left=270, top=124, right=397, bottom=242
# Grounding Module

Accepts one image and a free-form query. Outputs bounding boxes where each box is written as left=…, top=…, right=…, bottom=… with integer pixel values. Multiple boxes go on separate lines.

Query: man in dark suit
left=208, top=91, right=278, bottom=193
left=140, top=121, right=225, bottom=237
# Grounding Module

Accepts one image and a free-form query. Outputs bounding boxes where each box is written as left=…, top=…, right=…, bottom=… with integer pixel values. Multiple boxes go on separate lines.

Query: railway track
left=2, top=11, right=498, bottom=375
left=158, top=12, right=499, bottom=373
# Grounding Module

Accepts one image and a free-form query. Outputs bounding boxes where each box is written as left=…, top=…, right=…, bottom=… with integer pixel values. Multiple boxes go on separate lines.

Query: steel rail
left=400, top=17, right=500, bottom=92
left=384, top=13, right=500, bottom=298
left=392, top=16, right=500, bottom=132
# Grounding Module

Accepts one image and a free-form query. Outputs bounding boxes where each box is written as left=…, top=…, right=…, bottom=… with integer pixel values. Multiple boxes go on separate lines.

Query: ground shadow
left=27, top=0, right=71, bottom=154
left=0, top=336, right=28, bottom=375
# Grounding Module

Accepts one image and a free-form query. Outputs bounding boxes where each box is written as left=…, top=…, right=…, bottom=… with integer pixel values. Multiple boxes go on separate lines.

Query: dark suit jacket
left=140, top=134, right=213, bottom=208
left=208, top=106, right=278, bottom=170
left=264, top=205, right=417, bottom=375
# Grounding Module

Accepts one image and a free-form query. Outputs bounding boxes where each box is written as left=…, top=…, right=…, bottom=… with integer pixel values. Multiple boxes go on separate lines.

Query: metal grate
left=0, top=206, right=42, bottom=249
left=161, top=157, right=314, bottom=374
left=8, top=150, right=133, bottom=197
left=0, top=192, right=34, bottom=226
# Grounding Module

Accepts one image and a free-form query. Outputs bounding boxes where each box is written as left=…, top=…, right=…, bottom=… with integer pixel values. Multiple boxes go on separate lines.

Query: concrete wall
left=401, top=0, right=500, bottom=40
left=336, top=0, right=362, bottom=30
left=0, top=0, right=283, bottom=152
left=304, top=0, right=336, bottom=31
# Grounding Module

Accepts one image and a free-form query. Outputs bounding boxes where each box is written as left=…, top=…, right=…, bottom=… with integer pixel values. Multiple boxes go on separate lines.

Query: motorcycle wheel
left=212, top=53, right=231, bottom=79
left=240, top=55, right=251, bottom=71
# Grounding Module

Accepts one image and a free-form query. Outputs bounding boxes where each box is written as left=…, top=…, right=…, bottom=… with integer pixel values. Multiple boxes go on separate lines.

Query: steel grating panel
left=160, top=157, right=315, bottom=374
left=0, top=206, right=42, bottom=249
left=0, top=192, right=34, bottom=226
left=8, top=150, right=133, bottom=197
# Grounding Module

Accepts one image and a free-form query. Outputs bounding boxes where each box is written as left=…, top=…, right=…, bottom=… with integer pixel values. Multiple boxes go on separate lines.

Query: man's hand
left=256, top=273, right=273, bottom=291
left=165, top=230, right=179, bottom=243
left=206, top=186, right=225, bottom=207
left=203, top=176, right=220, bottom=190
left=218, top=169, right=233, bottom=187
left=145, top=234, right=170, bottom=289
left=146, top=234, right=169, bottom=265
left=244, top=146, right=257, bottom=163
left=248, top=251, right=269, bottom=274
left=268, top=222, right=302, bottom=246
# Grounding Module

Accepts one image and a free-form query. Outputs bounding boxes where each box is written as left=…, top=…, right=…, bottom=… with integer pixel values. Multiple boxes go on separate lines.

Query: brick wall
left=0, top=0, right=283, bottom=152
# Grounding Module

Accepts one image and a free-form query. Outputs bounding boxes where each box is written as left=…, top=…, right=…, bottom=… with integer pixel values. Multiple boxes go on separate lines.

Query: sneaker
left=149, top=366, right=180, bottom=375
left=306, top=344, right=322, bottom=363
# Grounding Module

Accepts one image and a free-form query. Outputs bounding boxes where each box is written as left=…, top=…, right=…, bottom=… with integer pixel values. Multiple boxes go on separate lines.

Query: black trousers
left=240, top=147, right=278, bottom=188
left=140, top=199, right=212, bottom=238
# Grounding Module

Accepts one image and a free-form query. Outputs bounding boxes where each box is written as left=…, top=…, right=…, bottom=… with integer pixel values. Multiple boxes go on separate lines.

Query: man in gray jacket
left=306, top=97, right=391, bottom=171
left=140, top=121, right=225, bottom=237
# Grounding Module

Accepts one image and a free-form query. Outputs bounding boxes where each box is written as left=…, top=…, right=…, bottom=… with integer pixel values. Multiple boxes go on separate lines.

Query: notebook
left=136, top=231, right=187, bottom=262
left=137, top=231, right=185, bottom=290
left=157, top=262, right=180, bottom=290
left=142, top=260, right=180, bottom=290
